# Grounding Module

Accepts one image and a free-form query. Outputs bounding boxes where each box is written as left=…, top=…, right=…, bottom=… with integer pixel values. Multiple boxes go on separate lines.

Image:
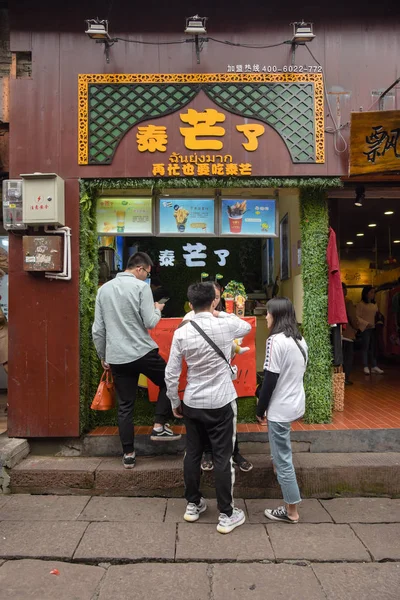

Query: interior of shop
left=329, top=191, right=400, bottom=428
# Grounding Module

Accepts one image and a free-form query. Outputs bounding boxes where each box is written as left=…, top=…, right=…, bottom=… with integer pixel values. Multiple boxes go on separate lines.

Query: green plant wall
left=79, top=176, right=341, bottom=432
left=300, top=187, right=333, bottom=423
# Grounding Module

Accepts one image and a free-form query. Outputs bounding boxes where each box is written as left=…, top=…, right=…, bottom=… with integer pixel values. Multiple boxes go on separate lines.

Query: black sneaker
left=150, top=424, right=182, bottom=442
left=264, top=505, right=298, bottom=523
left=123, top=453, right=136, bottom=469
left=345, top=379, right=354, bottom=386
left=233, top=453, right=253, bottom=472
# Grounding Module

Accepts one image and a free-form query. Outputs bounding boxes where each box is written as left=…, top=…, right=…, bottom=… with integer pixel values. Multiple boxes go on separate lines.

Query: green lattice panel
left=89, top=83, right=200, bottom=164
left=205, top=83, right=315, bottom=163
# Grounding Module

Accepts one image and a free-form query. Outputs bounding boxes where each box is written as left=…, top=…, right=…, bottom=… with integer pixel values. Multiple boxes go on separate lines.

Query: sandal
left=201, top=457, right=214, bottom=471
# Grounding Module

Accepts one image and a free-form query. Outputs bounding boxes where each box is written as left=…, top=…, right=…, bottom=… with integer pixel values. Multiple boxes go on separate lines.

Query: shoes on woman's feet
left=364, top=367, right=371, bottom=375
left=264, top=505, right=298, bottom=523
left=371, top=366, right=384, bottom=374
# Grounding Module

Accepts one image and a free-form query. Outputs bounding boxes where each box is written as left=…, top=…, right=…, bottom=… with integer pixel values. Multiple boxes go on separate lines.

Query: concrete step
left=8, top=453, right=400, bottom=498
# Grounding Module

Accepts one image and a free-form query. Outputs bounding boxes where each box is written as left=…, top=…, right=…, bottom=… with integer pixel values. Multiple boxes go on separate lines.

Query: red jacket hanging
left=327, top=227, right=347, bottom=325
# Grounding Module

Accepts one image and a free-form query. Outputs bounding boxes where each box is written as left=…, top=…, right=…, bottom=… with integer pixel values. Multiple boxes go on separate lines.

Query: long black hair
left=361, top=285, right=375, bottom=304
left=266, top=297, right=302, bottom=340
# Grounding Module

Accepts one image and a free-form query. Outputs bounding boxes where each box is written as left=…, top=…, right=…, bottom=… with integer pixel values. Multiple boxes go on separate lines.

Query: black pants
left=204, top=437, right=240, bottom=459
left=183, top=401, right=237, bottom=517
left=342, top=340, right=354, bottom=382
left=110, top=349, right=171, bottom=454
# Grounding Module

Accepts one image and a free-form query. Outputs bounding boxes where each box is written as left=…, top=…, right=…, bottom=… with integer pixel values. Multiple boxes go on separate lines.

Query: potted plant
left=223, top=280, right=247, bottom=315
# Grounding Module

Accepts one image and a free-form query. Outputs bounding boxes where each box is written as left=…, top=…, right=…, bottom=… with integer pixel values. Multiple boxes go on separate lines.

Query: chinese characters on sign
left=135, top=108, right=265, bottom=177
left=159, top=245, right=230, bottom=268
left=363, top=126, right=400, bottom=163
left=349, top=110, right=400, bottom=176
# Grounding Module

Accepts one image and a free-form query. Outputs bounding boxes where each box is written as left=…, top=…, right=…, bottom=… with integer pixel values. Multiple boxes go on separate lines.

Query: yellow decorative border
left=78, top=73, right=324, bottom=165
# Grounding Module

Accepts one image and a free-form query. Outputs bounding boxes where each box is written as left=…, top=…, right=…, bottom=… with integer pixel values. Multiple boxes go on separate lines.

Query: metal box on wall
left=23, top=236, right=63, bottom=272
left=21, top=173, right=65, bottom=226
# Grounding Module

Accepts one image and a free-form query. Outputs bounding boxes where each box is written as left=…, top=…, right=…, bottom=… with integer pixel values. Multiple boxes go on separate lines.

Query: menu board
left=220, top=198, right=276, bottom=236
left=96, top=197, right=153, bottom=235
left=158, top=198, right=215, bottom=235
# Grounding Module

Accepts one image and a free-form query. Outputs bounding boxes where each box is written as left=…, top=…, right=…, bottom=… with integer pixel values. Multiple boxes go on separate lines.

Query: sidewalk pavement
left=0, top=495, right=399, bottom=599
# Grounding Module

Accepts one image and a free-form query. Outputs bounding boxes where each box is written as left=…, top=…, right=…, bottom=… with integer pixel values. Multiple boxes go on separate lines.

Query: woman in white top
left=256, top=297, right=308, bottom=524
left=356, top=286, right=384, bottom=375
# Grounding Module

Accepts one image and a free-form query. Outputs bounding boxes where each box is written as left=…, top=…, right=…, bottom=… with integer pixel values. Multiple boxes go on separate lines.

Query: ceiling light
left=368, top=223, right=377, bottom=227
left=346, top=241, right=354, bottom=245
left=384, top=211, right=394, bottom=215
left=354, top=185, right=365, bottom=207
left=356, top=233, right=364, bottom=237
left=394, top=240, right=400, bottom=244
left=291, top=21, right=315, bottom=43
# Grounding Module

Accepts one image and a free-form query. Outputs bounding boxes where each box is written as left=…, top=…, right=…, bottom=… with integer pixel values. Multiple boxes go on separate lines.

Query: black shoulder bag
left=189, top=320, right=237, bottom=379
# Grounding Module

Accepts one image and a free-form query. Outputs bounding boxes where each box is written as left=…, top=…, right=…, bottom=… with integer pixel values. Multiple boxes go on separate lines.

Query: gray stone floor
left=0, top=495, right=399, bottom=598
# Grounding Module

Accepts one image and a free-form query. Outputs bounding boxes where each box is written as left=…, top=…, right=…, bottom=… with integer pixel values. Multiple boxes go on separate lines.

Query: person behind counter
left=356, top=285, right=384, bottom=375
left=92, top=251, right=181, bottom=470
left=151, top=276, right=173, bottom=318
left=341, top=283, right=359, bottom=386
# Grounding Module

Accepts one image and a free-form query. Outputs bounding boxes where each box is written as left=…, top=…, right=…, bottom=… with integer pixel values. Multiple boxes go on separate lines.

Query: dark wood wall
left=7, top=0, right=400, bottom=436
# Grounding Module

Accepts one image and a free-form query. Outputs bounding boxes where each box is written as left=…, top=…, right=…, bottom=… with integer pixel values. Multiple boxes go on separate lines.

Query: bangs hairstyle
left=187, top=282, right=216, bottom=311
left=267, top=296, right=302, bottom=340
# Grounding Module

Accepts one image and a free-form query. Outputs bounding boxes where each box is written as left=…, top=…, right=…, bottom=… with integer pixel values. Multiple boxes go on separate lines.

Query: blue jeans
left=268, top=420, right=301, bottom=505
left=361, top=328, right=377, bottom=368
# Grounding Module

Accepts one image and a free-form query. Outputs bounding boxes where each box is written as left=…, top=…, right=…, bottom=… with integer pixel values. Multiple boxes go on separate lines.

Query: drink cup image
left=116, top=210, right=126, bottom=233
left=225, top=298, right=234, bottom=313
left=174, top=207, right=189, bottom=232
left=226, top=200, right=246, bottom=234
left=229, top=215, right=243, bottom=233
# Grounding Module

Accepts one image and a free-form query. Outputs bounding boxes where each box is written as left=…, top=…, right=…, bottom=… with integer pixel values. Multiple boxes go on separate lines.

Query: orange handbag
left=90, top=369, right=116, bottom=411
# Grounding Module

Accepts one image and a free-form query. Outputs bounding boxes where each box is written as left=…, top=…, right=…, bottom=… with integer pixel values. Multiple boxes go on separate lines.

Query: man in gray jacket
left=92, top=251, right=180, bottom=469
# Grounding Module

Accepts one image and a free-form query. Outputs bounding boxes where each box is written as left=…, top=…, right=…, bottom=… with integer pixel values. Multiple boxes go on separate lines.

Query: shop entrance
left=330, top=192, right=400, bottom=428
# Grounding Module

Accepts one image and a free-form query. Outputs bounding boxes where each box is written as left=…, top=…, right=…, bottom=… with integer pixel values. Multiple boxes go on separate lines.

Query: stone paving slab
left=0, top=494, right=91, bottom=520
left=176, top=523, right=274, bottom=561
left=313, top=563, right=400, bottom=600
left=98, top=563, right=210, bottom=600
left=74, top=522, right=176, bottom=562
left=11, top=456, right=103, bottom=492
left=267, top=523, right=371, bottom=562
left=78, top=496, right=167, bottom=522
left=0, top=521, right=89, bottom=559
left=0, top=559, right=105, bottom=600
left=212, top=563, right=326, bottom=600
left=351, top=523, right=400, bottom=560
left=164, top=497, right=247, bottom=523
left=0, top=495, right=10, bottom=510
left=321, top=498, right=400, bottom=523
left=245, top=499, right=332, bottom=524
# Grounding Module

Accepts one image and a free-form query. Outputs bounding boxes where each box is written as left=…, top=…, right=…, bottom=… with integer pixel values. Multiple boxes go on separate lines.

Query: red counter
left=147, top=317, right=257, bottom=401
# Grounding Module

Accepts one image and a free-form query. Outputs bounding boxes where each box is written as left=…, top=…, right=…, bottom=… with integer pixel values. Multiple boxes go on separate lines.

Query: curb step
left=8, top=452, right=400, bottom=498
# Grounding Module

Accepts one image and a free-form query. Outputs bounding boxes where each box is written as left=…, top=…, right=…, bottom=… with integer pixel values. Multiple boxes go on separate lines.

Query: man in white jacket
left=165, top=282, right=251, bottom=534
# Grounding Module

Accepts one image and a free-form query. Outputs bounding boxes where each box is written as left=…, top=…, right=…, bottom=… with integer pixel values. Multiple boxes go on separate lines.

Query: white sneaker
left=371, top=366, right=384, bottom=374
left=184, top=497, right=207, bottom=522
left=364, top=367, right=371, bottom=375
left=217, top=507, right=246, bottom=534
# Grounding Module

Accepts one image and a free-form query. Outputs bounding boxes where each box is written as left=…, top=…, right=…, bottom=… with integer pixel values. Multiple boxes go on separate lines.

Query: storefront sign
left=349, top=110, right=400, bottom=175
left=146, top=317, right=257, bottom=401
left=158, top=198, right=215, bottom=235
left=96, top=197, right=152, bottom=235
left=220, top=198, right=276, bottom=236
left=78, top=74, right=325, bottom=169
left=159, top=245, right=230, bottom=267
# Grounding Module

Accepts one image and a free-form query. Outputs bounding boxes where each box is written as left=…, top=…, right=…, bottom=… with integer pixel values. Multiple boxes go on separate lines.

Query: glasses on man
left=140, top=266, right=151, bottom=277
